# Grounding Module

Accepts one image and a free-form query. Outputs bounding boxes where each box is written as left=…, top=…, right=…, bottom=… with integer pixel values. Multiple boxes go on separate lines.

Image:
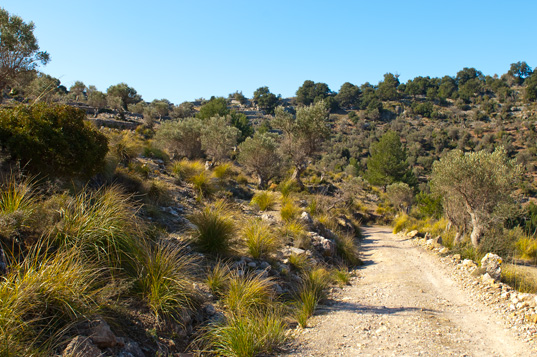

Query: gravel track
left=281, top=226, right=536, bottom=356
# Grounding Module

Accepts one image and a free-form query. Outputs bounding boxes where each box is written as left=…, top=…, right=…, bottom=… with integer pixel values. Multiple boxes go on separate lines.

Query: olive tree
left=200, top=115, right=240, bottom=163
left=238, top=132, right=281, bottom=188
left=273, top=100, right=330, bottom=188
left=386, top=182, right=413, bottom=212
left=431, top=147, right=522, bottom=247
left=154, top=117, right=203, bottom=159
left=0, top=8, right=50, bottom=95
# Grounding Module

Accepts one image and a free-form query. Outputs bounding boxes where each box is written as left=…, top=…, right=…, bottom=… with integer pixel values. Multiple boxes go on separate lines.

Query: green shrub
left=0, top=104, right=108, bottom=178
left=250, top=191, right=276, bottom=211
left=279, top=179, right=299, bottom=198
left=189, top=200, right=235, bottom=255
left=106, top=130, right=143, bottom=165
left=135, top=241, right=201, bottom=322
left=288, top=253, right=310, bottom=272
left=332, top=267, right=351, bottom=287
left=242, top=219, right=278, bottom=259
left=294, top=267, right=331, bottom=327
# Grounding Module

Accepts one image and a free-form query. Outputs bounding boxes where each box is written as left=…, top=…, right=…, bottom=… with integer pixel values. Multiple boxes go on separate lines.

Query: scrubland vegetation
left=4, top=5, right=537, bottom=355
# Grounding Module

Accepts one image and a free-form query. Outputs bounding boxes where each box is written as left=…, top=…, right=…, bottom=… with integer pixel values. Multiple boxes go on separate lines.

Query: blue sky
left=3, top=1, right=536, bottom=104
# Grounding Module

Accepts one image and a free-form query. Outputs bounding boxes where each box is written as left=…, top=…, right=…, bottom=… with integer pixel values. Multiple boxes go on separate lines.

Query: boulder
left=299, top=211, right=314, bottom=229
left=119, top=341, right=145, bottom=357
left=407, top=230, right=419, bottom=238
left=89, top=318, right=117, bottom=348
left=62, top=336, right=101, bottom=357
left=309, top=232, right=336, bottom=257
left=480, top=253, right=502, bottom=281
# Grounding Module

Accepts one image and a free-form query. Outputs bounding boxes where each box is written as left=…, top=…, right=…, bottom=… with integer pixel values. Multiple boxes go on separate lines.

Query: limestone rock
left=407, top=230, right=419, bottom=238
left=90, top=318, right=117, bottom=348
left=480, top=253, right=502, bottom=281
left=299, top=211, right=314, bottom=229
left=63, top=336, right=101, bottom=357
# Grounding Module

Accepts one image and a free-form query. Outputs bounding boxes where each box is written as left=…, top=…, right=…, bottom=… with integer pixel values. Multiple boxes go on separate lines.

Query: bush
left=250, top=191, right=276, bottom=211
left=206, top=260, right=231, bottom=297
left=0, top=104, right=108, bottom=178
left=213, top=163, right=233, bottom=180
left=189, top=200, right=235, bottom=255
left=294, top=267, right=331, bottom=327
left=189, top=171, right=214, bottom=200
left=242, top=219, right=278, bottom=259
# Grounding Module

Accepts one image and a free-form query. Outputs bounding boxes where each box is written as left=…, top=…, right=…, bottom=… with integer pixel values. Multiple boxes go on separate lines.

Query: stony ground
left=281, top=226, right=537, bottom=356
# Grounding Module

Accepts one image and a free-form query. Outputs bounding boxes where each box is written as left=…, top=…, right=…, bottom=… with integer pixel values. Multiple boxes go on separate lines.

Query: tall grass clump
left=135, top=241, right=201, bottom=322
left=250, top=191, right=277, bottom=211
left=501, top=264, right=537, bottom=293
left=294, top=267, right=331, bottom=328
left=206, top=260, right=231, bottom=297
left=280, top=198, right=300, bottom=223
left=189, top=171, right=214, bottom=199
left=170, top=159, right=205, bottom=181
left=52, top=185, right=144, bottom=273
left=515, top=236, right=537, bottom=261
left=202, top=308, right=287, bottom=357
left=189, top=200, right=235, bottom=255
left=392, top=213, right=413, bottom=234
left=0, top=176, right=40, bottom=255
left=279, top=179, right=299, bottom=198
left=0, top=247, right=106, bottom=355
left=242, top=219, right=278, bottom=259
left=224, top=271, right=274, bottom=315
left=334, top=232, right=362, bottom=266
left=213, top=163, right=233, bottom=180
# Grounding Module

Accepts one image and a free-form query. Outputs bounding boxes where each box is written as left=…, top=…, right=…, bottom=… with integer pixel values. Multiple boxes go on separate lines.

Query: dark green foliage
left=415, top=192, right=443, bottom=219
left=197, top=96, right=229, bottom=119
left=412, top=101, right=434, bottom=117
left=253, top=86, right=280, bottom=115
left=508, top=61, right=533, bottom=85
left=106, top=83, right=142, bottom=110
left=377, top=73, right=400, bottom=101
left=335, top=82, right=361, bottom=109
left=296, top=80, right=331, bottom=106
left=365, top=131, right=415, bottom=188
left=0, top=104, right=108, bottom=178
left=524, top=73, right=537, bottom=102
left=229, top=111, right=253, bottom=143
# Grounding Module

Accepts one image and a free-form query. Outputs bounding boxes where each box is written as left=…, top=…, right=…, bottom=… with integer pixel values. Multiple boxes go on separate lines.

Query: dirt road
left=282, top=226, right=535, bottom=356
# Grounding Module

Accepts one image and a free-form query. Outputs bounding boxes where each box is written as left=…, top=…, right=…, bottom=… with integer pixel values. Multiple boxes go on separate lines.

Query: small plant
left=501, top=264, right=537, bottom=293
left=202, top=308, right=287, bottom=356
left=242, top=219, right=278, bottom=259
left=189, top=200, right=235, bottom=255
left=135, top=241, right=201, bottom=322
left=189, top=171, right=214, bottom=200
left=288, top=253, right=309, bottom=272
left=144, top=179, right=171, bottom=205
left=332, top=267, right=351, bottom=287
left=516, top=236, right=537, bottom=261
left=392, top=213, right=412, bottom=234
left=236, top=174, right=249, bottom=185
left=224, top=270, right=274, bottom=315
left=280, top=198, right=299, bottom=222
left=170, top=159, right=205, bottom=181
left=279, top=179, right=298, bottom=198
left=207, top=260, right=231, bottom=297
left=250, top=191, right=276, bottom=211
left=334, top=233, right=362, bottom=266
left=294, top=267, right=331, bottom=327
left=213, top=163, right=233, bottom=180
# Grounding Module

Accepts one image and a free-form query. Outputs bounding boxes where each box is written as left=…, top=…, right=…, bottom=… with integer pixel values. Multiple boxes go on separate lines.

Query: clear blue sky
left=3, top=1, right=536, bottom=104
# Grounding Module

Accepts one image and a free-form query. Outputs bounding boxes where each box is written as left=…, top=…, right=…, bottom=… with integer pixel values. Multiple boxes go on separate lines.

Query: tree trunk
left=453, top=231, right=462, bottom=245
left=291, top=166, right=304, bottom=190
left=0, top=245, right=7, bottom=276
left=469, top=211, right=483, bottom=247
left=257, top=175, right=267, bottom=190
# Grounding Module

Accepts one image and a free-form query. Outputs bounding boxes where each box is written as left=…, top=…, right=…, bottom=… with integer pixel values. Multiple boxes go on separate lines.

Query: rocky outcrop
left=481, top=253, right=502, bottom=281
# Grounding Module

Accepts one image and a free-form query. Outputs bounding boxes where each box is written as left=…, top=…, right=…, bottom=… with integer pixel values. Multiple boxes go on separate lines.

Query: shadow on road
left=316, top=300, right=439, bottom=316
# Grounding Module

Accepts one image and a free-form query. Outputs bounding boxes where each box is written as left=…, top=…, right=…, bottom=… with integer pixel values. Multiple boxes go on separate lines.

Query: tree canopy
left=0, top=8, right=50, bottom=94
left=295, top=80, right=331, bottom=106
left=253, top=86, right=280, bottom=115
left=431, top=147, right=522, bottom=247
left=106, top=83, right=142, bottom=110
left=365, top=131, right=414, bottom=189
